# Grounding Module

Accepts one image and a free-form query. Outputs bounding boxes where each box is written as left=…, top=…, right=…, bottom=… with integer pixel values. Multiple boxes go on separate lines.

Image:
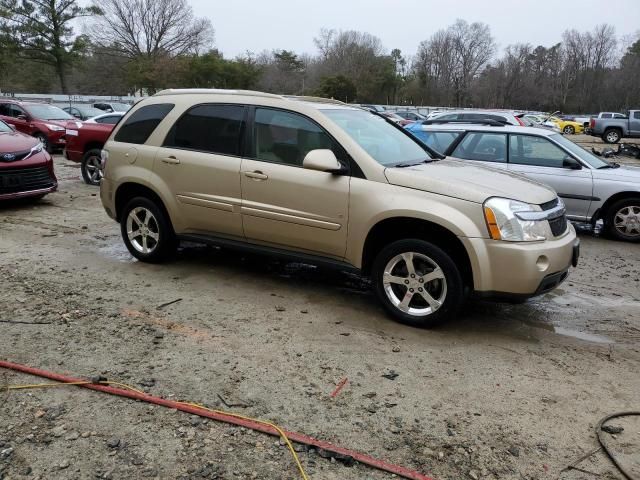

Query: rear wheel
left=603, top=129, right=621, bottom=144
left=371, top=239, right=464, bottom=328
left=605, top=197, right=640, bottom=242
left=81, top=149, right=103, bottom=185
left=120, top=196, right=177, bottom=262
left=563, top=125, right=575, bottom=134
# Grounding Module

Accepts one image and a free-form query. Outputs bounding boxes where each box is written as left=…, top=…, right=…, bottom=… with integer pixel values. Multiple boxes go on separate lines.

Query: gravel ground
left=1, top=149, right=639, bottom=480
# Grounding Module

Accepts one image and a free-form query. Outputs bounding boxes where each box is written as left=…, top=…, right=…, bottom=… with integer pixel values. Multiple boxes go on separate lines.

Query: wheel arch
left=114, top=182, right=172, bottom=225
left=83, top=141, right=105, bottom=155
left=360, top=217, right=474, bottom=289
left=595, top=191, right=640, bottom=223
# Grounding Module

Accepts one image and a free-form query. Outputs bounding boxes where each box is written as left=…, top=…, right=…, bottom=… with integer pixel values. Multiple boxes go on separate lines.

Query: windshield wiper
left=598, top=162, right=621, bottom=169
left=394, top=158, right=434, bottom=168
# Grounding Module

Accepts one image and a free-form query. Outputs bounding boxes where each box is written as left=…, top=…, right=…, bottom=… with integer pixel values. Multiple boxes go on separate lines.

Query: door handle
left=161, top=156, right=180, bottom=165
left=244, top=170, right=268, bottom=180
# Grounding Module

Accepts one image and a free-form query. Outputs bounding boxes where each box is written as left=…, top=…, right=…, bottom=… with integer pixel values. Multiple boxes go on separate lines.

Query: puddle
left=553, top=327, right=613, bottom=344
left=99, top=243, right=136, bottom=263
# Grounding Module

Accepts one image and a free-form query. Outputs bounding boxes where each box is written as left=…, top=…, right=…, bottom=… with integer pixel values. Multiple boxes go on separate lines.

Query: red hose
left=0, top=360, right=435, bottom=480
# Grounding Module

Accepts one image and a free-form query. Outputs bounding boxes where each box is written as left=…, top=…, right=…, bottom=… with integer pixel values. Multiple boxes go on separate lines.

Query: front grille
left=0, top=150, right=31, bottom=163
left=549, top=215, right=568, bottom=237
left=0, top=166, right=54, bottom=194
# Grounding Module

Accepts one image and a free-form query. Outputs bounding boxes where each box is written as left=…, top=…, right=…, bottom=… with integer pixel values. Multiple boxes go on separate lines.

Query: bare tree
left=90, top=0, right=213, bottom=59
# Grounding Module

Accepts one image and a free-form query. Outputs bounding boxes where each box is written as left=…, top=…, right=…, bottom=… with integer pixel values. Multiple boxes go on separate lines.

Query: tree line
left=1, top=0, right=639, bottom=113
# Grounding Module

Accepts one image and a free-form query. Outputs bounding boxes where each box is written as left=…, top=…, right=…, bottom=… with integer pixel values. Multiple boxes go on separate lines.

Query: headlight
left=31, top=142, right=44, bottom=154
left=483, top=197, right=551, bottom=242
left=45, top=123, right=64, bottom=131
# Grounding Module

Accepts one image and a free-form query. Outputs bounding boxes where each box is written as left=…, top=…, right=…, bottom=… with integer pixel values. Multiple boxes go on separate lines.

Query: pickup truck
left=588, top=110, right=640, bottom=143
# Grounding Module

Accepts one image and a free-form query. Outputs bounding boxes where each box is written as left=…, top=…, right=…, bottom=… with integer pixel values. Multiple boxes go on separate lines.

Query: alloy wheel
left=382, top=252, right=447, bottom=317
left=126, top=207, right=160, bottom=254
left=84, top=155, right=103, bottom=184
left=606, top=131, right=620, bottom=143
left=614, top=205, right=640, bottom=238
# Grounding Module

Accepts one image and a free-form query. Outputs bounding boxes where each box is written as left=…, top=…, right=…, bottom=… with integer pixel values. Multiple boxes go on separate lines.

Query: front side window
left=549, top=133, right=608, bottom=168
left=634, top=112, right=640, bottom=120
left=509, top=134, right=569, bottom=168
left=452, top=132, right=507, bottom=163
left=321, top=108, right=429, bottom=166
left=115, top=103, right=174, bottom=145
left=254, top=108, right=334, bottom=166
left=411, top=130, right=461, bottom=154
left=96, top=115, right=120, bottom=124
left=164, top=104, right=245, bottom=156
left=601, top=113, right=612, bottom=118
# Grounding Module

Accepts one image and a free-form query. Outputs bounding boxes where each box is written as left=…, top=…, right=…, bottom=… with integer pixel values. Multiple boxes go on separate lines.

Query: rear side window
left=452, top=132, right=507, bottom=163
left=462, top=113, right=508, bottom=123
left=601, top=113, right=612, bottom=118
left=114, top=103, right=174, bottom=144
left=164, top=104, right=245, bottom=156
left=634, top=112, right=640, bottom=119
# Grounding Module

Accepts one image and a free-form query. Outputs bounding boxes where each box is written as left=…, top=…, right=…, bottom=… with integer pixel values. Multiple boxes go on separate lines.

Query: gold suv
left=100, top=90, right=580, bottom=327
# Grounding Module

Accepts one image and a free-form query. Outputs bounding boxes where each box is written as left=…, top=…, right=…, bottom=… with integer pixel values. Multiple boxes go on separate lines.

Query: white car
left=85, top=112, right=124, bottom=124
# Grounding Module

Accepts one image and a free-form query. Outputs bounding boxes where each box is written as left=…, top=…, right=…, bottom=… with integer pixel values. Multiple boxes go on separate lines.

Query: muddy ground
left=1, top=141, right=639, bottom=480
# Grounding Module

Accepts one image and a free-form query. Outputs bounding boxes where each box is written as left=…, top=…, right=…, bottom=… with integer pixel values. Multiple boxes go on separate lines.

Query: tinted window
left=462, top=113, right=508, bottom=123
left=95, top=115, right=121, bottom=124
left=509, top=134, right=568, bottom=168
left=634, top=112, right=640, bottom=119
left=411, top=130, right=461, bottom=153
left=452, top=132, right=507, bottom=163
left=601, top=113, right=612, bottom=118
left=437, top=113, right=459, bottom=120
left=164, top=104, right=245, bottom=156
left=0, top=104, right=25, bottom=118
left=254, top=108, right=334, bottom=166
left=115, top=104, right=174, bottom=145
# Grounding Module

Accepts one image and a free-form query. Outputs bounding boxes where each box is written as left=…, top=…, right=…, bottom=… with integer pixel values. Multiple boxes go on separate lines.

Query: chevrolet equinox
left=100, top=89, right=580, bottom=327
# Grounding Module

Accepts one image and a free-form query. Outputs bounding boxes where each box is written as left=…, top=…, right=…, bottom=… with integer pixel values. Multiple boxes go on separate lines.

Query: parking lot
left=1, top=139, right=639, bottom=479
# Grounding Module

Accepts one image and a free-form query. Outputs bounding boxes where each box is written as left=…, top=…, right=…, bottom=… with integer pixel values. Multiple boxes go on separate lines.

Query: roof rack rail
left=283, top=95, right=347, bottom=105
left=153, top=88, right=282, bottom=100
left=422, top=119, right=506, bottom=127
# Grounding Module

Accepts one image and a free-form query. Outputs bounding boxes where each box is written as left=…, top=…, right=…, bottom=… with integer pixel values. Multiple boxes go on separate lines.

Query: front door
left=154, top=104, right=246, bottom=237
left=507, top=134, right=593, bottom=220
left=240, top=107, right=350, bottom=258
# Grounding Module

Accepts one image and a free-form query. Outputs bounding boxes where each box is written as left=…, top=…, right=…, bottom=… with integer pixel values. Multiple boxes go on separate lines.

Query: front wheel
left=563, top=125, right=575, bottom=134
left=371, top=239, right=464, bottom=328
left=120, top=197, right=177, bottom=262
left=605, top=197, right=640, bottom=242
left=81, top=149, right=103, bottom=185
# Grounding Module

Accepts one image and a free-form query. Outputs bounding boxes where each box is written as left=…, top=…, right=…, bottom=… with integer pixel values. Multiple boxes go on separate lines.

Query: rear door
left=630, top=111, right=640, bottom=136
left=155, top=104, right=246, bottom=237
left=0, top=104, right=30, bottom=134
left=240, top=107, right=350, bottom=258
left=507, top=133, right=593, bottom=220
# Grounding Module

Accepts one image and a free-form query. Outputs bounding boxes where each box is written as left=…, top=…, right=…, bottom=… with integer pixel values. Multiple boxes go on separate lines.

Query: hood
left=0, top=130, right=39, bottom=153
left=384, top=158, right=557, bottom=205
left=592, top=164, right=640, bottom=182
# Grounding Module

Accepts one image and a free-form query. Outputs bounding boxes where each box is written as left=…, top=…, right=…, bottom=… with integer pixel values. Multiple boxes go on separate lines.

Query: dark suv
left=0, top=100, right=74, bottom=151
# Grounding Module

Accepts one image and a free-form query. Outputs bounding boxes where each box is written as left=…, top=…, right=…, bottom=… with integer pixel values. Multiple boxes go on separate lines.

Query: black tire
left=602, top=129, right=621, bottom=144
left=371, top=239, right=464, bottom=328
left=34, top=132, right=50, bottom=153
left=563, top=125, right=575, bottom=134
left=120, top=196, right=177, bottom=262
left=604, top=197, right=640, bottom=243
left=81, top=149, right=103, bottom=186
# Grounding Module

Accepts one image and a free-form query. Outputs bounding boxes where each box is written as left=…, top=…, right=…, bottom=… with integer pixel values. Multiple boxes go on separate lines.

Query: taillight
left=100, top=149, right=109, bottom=170
left=590, top=118, right=595, bottom=128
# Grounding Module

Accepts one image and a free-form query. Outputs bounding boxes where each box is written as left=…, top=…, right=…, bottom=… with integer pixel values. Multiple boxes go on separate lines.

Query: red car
left=0, top=119, right=57, bottom=201
left=64, top=113, right=122, bottom=185
left=0, top=100, right=75, bottom=152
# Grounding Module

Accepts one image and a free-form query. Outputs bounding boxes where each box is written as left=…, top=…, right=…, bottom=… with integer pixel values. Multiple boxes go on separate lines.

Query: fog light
left=536, top=255, right=549, bottom=272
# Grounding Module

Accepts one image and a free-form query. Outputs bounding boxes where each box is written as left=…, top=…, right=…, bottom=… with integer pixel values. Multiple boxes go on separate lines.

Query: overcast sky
left=190, top=0, right=640, bottom=58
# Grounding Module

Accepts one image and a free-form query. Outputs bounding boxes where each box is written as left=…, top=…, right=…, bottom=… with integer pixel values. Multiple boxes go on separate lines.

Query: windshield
left=550, top=134, right=609, bottom=168
left=110, top=103, right=131, bottom=112
left=321, top=109, right=431, bottom=166
left=24, top=104, right=74, bottom=120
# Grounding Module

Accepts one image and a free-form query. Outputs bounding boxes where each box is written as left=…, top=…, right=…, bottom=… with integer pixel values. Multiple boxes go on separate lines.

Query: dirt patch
left=1, top=155, right=639, bottom=480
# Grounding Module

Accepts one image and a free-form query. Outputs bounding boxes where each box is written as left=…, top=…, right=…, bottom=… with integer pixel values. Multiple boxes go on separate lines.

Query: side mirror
left=303, top=149, right=345, bottom=174
left=17, top=114, right=27, bottom=121
left=563, top=157, right=582, bottom=170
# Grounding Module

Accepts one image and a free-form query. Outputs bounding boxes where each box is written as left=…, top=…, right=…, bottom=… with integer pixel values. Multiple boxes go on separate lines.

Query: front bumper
left=0, top=183, right=57, bottom=201
left=462, top=224, right=579, bottom=298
